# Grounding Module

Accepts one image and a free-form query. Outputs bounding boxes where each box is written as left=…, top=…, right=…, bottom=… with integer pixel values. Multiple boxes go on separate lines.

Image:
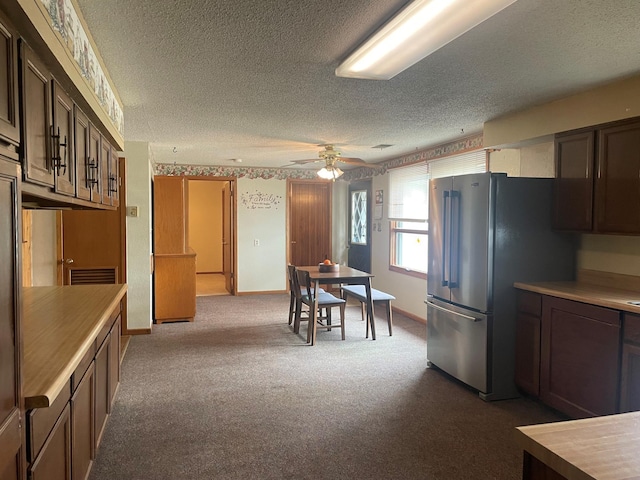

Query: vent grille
left=69, top=267, right=118, bottom=285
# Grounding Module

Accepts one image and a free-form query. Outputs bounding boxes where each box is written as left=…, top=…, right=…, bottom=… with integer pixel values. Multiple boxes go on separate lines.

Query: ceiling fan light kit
left=335, top=0, right=518, bottom=80
left=317, top=166, right=344, bottom=180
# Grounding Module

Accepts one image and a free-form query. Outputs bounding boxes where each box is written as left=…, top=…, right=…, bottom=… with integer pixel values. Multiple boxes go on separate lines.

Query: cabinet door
left=74, top=106, right=91, bottom=201
left=71, top=363, right=94, bottom=480
left=540, top=296, right=621, bottom=418
left=108, top=144, right=119, bottom=208
left=94, top=335, right=109, bottom=450
left=87, top=123, right=101, bottom=203
left=552, top=130, right=595, bottom=231
left=52, top=81, right=75, bottom=197
left=108, top=315, right=121, bottom=408
left=0, top=159, right=23, bottom=480
left=28, top=404, right=71, bottom=480
left=19, top=42, right=53, bottom=186
left=515, top=311, right=541, bottom=397
left=595, top=119, right=640, bottom=234
left=100, top=135, right=111, bottom=205
left=620, top=342, right=640, bottom=413
left=0, top=10, right=20, bottom=146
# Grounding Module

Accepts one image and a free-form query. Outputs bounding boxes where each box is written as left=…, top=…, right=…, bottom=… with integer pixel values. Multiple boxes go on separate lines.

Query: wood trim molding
left=236, top=290, right=288, bottom=296
left=122, top=328, right=151, bottom=336
left=392, top=306, right=426, bottom=324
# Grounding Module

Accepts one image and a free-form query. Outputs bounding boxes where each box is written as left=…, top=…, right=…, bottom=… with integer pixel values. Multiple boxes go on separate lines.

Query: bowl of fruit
left=318, top=259, right=339, bottom=272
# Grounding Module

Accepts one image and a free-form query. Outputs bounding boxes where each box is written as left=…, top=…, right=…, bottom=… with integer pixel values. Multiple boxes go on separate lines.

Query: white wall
left=236, top=177, right=287, bottom=292
left=331, top=180, right=349, bottom=266
left=124, top=141, right=153, bottom=330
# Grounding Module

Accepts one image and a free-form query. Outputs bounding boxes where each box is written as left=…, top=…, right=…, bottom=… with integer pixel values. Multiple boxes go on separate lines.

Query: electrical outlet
left=254, top=239, right=260, bottom=247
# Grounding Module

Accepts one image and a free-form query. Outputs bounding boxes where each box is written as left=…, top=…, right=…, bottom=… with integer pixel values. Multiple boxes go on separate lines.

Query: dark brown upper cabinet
left=0, top=10, right=20, bottom=147
left=52, top=81, right=75, bottom=197
left=88, top=123, right=102, bottom=203
left=74, top=105, right=91, bottom=201
left=109, top=143, right=119, bottom=208
left=20, top=40, right=53, bottom=187
left=595, top=120, right=640, bottom=234
left=553, top=130, right=595, bottom=231
left=553, top=117, right=640, bottom=235
left=100, top=134, right=111, bottom=206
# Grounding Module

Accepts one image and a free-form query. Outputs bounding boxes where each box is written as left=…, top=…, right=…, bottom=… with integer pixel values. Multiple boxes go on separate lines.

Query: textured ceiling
left=74, top=0, right=640, bottom=168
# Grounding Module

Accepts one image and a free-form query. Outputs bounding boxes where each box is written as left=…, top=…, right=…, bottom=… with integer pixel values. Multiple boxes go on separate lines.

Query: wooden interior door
left=288, top=180, right=332, bottom=266
left=348, top=180, right=372, bottom=272
left=222, top=180, right=235, bottom=294
left=59, top=158, right=127, bottom=326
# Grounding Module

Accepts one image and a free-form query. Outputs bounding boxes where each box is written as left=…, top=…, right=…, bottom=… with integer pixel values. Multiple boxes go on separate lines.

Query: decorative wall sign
left=38, top=0, right=124, bottom=136
left=240, top=191, right=283, bottom=210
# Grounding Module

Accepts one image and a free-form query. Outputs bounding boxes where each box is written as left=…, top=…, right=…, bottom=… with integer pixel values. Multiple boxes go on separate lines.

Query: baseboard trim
left=236, top=290, right=288, bottom=296
left=393, top=306, right=426, bottom=324
left=125, top=328, right=152, bottom=335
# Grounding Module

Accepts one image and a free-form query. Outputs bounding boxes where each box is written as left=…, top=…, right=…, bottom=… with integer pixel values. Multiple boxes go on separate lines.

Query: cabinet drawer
left=517, top=290, right=541, bottom=317
left=27, top=379, right=70, bottom=462
left=624, top=313, right=640, bottom=344
left=71, top=343, right=96, bottom=392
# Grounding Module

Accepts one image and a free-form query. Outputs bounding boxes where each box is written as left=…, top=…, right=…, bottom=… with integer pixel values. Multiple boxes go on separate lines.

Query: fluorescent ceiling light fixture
left=336, top=0, right=517, bottom=80
left=317, top=166, right=344, bottom=181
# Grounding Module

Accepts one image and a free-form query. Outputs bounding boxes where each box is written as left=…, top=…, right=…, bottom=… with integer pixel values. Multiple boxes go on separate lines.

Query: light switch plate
left=126, top=206, right=139, bottom=217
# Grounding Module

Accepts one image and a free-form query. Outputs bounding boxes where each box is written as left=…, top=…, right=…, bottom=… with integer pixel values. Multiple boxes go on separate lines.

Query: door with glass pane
left=348, top=180, right=371, bottom=272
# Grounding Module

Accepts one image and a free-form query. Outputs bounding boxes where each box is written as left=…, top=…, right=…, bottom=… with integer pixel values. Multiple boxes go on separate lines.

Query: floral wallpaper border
left=153, top=133, right=484, bottom=181
left=38, top=0, right=124, bottom=136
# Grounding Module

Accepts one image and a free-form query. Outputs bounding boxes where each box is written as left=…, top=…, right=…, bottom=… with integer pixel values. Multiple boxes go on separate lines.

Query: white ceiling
left=74, top=0, right=640, bottom=169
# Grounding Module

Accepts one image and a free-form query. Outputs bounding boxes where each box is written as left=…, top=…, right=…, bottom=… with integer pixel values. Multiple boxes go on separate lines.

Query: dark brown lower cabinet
left=71, top=363, right=95, bottom=480
left=94, top=335, right=109, bottom=449
left=540, top=296, right=621, bottom=418
left=620, top=313, right=640, bottom=413
left=515, top=291, right=542, bottom=396
left=28, top=404, right=71, bottom=480
left=25, top=303, right=122, bottom=480
left=108, top=316, right=121, bottom=407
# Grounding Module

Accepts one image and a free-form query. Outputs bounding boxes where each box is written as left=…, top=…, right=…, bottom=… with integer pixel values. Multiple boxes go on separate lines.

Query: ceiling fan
left=283, top=145, right=381, bottom=180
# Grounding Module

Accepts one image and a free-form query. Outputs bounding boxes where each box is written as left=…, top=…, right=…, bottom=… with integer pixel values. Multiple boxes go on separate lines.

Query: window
left=388, top=150, right=486, bottom=277
left=389, top=163, right=429, bottom=277
left=350, top=189, right=367, bottom=245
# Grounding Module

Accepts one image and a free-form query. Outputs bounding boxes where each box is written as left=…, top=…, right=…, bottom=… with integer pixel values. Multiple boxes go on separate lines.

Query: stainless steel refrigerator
left=426, top=172, right=575, bottom=401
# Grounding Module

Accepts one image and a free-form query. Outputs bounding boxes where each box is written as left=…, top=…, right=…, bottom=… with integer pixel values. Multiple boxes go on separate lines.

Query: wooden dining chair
left=296, top=269, right=346, bottom=345
left=288, top=265, right=325, bottom=333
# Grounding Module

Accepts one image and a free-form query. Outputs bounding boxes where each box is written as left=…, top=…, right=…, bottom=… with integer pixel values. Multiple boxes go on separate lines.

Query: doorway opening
left=187, top=178, right=236, bottom=296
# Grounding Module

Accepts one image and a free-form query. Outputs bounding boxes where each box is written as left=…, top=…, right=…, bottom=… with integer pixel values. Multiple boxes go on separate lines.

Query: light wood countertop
left=22, top=284, right=127, bottom=409
left=515, top=412, right=640, bottom=480
left=514, top=281, right=640, bottom=315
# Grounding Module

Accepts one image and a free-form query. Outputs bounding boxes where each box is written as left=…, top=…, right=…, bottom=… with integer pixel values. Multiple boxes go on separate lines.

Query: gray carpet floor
left=89, top=294, right=563, bottom=480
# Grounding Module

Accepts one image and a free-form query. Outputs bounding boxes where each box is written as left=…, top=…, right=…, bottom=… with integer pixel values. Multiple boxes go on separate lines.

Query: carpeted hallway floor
left=89, top=294, right=564, bottom=480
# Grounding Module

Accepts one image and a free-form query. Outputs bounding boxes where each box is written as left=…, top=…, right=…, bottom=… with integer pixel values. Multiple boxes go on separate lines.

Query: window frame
left=389, top=221, right=428, bottom=279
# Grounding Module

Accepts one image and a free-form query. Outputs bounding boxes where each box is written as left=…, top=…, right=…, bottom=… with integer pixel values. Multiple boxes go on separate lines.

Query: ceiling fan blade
left=278, top=158, right=321, bottom=167
left=290, top=158, right=322, bottom=164
left=338, top=157, right=384, bottom=168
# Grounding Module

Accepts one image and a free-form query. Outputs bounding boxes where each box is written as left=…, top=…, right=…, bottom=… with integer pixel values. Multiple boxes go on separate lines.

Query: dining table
left=296, top=265, right=377, bottom=340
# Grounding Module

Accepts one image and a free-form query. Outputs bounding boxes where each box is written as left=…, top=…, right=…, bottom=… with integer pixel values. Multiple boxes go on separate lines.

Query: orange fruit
left=323, top=259, right=332, bottom=265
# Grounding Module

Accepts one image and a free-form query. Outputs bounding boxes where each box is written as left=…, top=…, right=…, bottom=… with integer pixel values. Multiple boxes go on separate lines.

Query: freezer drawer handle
left=427, top=301, right=480, bottom=322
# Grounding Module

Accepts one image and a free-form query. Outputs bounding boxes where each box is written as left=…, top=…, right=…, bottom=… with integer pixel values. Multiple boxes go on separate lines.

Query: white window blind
left=388, top=162, right=429, bottom=222
left=428, top=150, right=487, bottom=179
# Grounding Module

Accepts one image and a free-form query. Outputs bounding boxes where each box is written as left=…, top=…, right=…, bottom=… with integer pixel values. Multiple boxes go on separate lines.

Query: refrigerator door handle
left=427, top=300, right=481, bottom=322
left=441, top=190, right=450, bottom=287
left=449, top=190, right=460, bottom=288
